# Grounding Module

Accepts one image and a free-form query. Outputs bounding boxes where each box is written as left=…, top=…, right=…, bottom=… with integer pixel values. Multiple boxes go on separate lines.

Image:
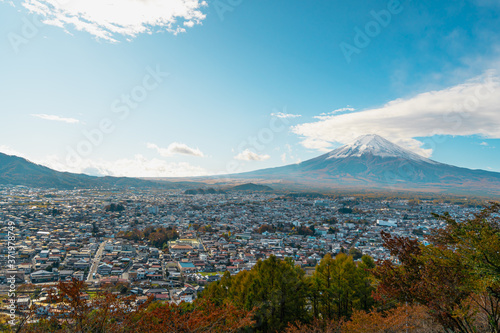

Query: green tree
left=310, top=253, right=372, bottom=321
left=203, top=255, right=308, bottom=332
left=353, top=255, right=375, bottom=312
left=348, top=248, right=363, bottom=261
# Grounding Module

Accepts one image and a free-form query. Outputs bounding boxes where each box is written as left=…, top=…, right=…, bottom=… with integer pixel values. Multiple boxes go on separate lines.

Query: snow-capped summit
left=326, top=134, right=434, bottom=164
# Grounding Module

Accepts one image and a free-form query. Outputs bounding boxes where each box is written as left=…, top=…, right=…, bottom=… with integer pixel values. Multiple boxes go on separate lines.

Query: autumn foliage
left=374, top=203, right=500, bottom=333
left=285, top=304, right=438, bottom=333
left=17, top=279, right=253, bottom=333
left=117, top=226, right=179, bottom=248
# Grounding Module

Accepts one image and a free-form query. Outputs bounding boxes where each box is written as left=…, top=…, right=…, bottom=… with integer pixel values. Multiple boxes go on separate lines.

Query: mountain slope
left=229, top=183, right=274, bottom=192
left=0, top=153, right=170, bottom=189
left=232, top=134, right=500, bottom=195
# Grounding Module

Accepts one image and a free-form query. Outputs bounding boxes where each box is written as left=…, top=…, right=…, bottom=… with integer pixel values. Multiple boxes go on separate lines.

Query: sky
left=1, top=0, right=500, bottom=177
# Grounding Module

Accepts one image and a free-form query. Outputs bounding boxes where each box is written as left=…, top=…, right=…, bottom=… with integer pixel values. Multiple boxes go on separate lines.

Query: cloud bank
left=42, top=154, right=209, bottom=177
left=147, top=142, right=204, bottom=158
left=293, top=71, right=500, bottom=156
left=22, top=0, right=208, bottom=42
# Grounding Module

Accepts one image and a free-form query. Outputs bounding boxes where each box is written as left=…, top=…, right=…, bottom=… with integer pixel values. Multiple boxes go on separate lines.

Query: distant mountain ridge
left=0, top=152, right=171, bottom=189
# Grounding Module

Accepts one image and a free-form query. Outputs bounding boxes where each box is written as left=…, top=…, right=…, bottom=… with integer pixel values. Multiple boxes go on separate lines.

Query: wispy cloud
left=332, top=106, right=356, bottom=114
left=480, top=141, right=489, bottom=146
left=271, top=112, right=301, bottom=119
left=234, top=149, right=270, bottom=161
left=1, top=1, right=15, bottom=7
left=147, top=142, right=204, bottom=158
left=21, top=0, right=208, bottom=42
left=293, top=71, right=500, bottom=157
left=314, top=106, right=356, bottom=120
left=31, top=114, right=80, bottom=124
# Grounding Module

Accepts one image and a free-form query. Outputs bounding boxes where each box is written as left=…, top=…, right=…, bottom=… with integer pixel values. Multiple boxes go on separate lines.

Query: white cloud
left=147, top=142, right=204, bottom=158
left=41, top=154, right=209, bottom=177
left=21, top=0, right=208, bottom=42
left=271, top=112, right=301, bottom=119
left=0, top=145, right=25, bottom=157
left=31, top=114, right=80, bottom=124
left=300, top=138, right=335, bottom=152
left=293, top=71, right=500, bottom=157
left=480, top=141, right=489, bottom=146
left=234, top=149, right=270, bottom=161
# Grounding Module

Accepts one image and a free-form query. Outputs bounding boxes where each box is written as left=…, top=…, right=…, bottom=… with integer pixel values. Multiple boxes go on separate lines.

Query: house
left=170, top=245, right=193, bottom=254
left=17, top=296, right=31, bottom=310
left=73, top=271, right=85, bottom=281
left=97, top=263, right=112, bottom=276
left=98, top=276, right=130, bottom=288
left=74, top=259, right=91, bottom=270
left=177, top=262, right=196, bottom=273
left=31, top=270, right=58, bottom=283
left=59, top=270, right=74, bottom=281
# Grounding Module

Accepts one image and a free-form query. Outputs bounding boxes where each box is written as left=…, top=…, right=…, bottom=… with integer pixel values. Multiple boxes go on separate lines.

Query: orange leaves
left=285, top=304, right=435, bottom=333
left=342, top=304, right=431, bottom=333
left=124, top=299, right=255, bottom=333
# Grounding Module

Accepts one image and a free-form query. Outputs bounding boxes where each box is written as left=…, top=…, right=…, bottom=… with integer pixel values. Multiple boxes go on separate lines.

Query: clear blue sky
left=1, top=0, right=499, bottom=177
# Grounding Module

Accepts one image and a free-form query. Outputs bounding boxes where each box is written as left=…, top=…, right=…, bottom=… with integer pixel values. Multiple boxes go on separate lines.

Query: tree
left=309, top=253, right=375, bottom=321
left=92, top=222, right=99, bottom=237
left=373, top=224, right=485, bottom=332
left=342, top=304, right=432, bottom=333
left=338, top=207, right=353, bottom=214
left=285, top=304, right=436, bottom=333
left=328, top=227, right=338, bottom=234
left=427, top=204, right=500, bottom=332
left=348, top=248, right=363, bottom=261
left=18, top=279, right=254, bottom=333
left=124, top=299, right=254, bottom=333
left=203, top=255, right=308, bottom=332
left=105, top=203, right=125, bottom=212
left=354, top=255, right=376, bottom=312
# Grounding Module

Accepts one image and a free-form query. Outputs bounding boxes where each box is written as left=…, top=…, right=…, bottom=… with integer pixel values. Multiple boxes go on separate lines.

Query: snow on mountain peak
left=326, top=134, right=435, bottom=163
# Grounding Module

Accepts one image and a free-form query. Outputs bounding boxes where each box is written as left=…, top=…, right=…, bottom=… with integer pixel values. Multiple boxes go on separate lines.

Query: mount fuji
left=230, top=134, right=500, bottom=196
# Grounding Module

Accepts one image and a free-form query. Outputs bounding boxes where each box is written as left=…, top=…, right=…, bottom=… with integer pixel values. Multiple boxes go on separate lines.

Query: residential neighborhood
left=0, top=185, right=483, bottom=315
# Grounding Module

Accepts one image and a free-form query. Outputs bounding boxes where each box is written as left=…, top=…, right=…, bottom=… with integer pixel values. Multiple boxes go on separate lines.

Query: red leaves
left=19, top=279, right=254, bottom=333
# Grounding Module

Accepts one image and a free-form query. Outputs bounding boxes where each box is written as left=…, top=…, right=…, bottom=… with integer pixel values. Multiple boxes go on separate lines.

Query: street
left=87, top=240, right=108, bottom=282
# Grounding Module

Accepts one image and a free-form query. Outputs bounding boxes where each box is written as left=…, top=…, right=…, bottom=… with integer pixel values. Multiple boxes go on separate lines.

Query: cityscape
left=0, top=185, right=485, bottom=312
left=1, top=0, right=500, bottom=331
